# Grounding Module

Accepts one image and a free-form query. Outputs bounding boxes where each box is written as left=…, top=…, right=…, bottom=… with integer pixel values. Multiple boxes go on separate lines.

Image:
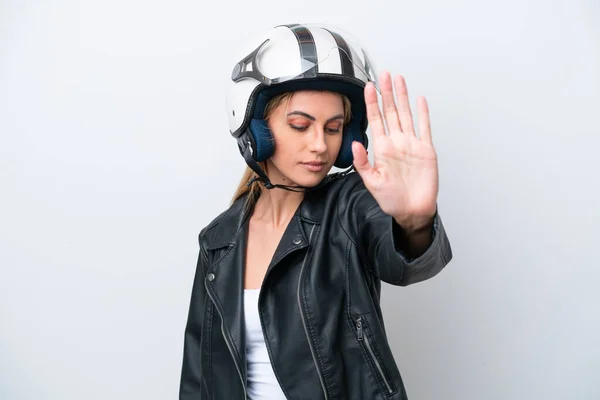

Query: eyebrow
left=287, top=111, right=344, bottom=123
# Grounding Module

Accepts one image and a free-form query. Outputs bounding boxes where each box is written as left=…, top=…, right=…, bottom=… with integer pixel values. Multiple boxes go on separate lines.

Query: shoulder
left=198, top=208, right=228, bottom=238
left=316, top=170, right=365, bottom=198
left=306, top=171, right=378, bottom=238
left=331, top=171, right=378, bottom=216
left=197, top=194, right=248, bottom=248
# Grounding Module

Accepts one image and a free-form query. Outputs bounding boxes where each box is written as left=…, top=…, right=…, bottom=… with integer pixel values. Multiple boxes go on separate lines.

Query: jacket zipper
left=355, top=316, right=393, bottom=395
left=297, top=225, right=329, bottom=400
left=206, top=282, right=248, bottom=399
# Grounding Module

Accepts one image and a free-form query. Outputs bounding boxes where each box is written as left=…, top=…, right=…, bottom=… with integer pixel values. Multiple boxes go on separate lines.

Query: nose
left=307, top=127, right=327, bottom=154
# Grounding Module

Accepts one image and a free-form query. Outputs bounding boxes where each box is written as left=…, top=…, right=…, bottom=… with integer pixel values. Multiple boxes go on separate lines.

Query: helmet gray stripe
left=284, top=24, right=319, bottom=74
left=324, top=28, right=355, bottom=78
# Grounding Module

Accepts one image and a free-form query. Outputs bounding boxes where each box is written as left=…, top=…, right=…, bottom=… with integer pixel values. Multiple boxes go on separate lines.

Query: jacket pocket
left=353, top=314, right=397, bottom=397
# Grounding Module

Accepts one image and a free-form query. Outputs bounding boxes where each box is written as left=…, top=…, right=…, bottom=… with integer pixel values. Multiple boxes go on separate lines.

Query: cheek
left=271, top=131, right=299, bottom=162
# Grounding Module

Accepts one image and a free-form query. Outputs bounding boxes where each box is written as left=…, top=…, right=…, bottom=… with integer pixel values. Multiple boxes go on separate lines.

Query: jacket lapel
left=203, top=198, right=250, bottom=379
left=266, top=210, right=310, bottom=275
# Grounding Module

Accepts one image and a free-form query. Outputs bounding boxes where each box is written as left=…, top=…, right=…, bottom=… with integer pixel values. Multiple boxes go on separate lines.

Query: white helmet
left=224, top=23, right=379, bottom=186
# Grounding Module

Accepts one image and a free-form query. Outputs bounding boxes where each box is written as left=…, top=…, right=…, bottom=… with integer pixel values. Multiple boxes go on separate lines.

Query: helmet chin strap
left=241, top=143, right=354, bottom=193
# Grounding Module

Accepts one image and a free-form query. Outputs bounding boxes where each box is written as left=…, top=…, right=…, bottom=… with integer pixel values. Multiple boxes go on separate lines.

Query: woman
left=179, top=23, right=452, bottom=399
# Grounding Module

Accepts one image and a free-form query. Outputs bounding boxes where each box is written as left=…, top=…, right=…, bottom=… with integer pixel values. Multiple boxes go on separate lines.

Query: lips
left=301, top=161, right=326, bottom=166
left=300, top=161, right=326, bottom=172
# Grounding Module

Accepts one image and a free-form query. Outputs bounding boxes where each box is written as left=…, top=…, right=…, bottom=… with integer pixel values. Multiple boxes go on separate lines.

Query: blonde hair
left=231, top=91, right=352, bottom=209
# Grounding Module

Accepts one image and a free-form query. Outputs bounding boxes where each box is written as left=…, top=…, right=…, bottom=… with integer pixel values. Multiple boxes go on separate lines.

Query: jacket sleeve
left=360, top=204, right=452, bottom=286
left=338, top=173, right=453, bottom=286
left=179, top=233, right=209, bottom=399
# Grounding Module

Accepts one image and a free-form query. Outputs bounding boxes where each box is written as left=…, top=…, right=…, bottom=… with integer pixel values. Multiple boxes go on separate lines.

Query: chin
left=290, top=171, right=330, bottom=188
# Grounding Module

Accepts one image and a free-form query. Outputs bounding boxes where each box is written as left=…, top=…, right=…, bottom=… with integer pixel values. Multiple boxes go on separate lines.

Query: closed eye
left=289, top=124, right=342, bottom=134
left=290, top=124, right=308, bottom=132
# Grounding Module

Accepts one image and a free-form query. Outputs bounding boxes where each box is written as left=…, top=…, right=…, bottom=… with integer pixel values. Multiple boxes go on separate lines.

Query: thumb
left=351, top=141, right=373, bottom=179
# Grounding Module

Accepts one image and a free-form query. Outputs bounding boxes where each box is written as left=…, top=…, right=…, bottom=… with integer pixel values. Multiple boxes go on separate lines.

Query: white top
left=243, top=288, right=287, bottom=400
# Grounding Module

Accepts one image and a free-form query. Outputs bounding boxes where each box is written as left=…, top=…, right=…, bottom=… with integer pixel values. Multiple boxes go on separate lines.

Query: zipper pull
left=356, top=317, right=363, bottom=341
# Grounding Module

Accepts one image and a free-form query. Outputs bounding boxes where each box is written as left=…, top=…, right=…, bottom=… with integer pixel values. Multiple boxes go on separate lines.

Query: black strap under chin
left=242, top=144, right=275, bottom=189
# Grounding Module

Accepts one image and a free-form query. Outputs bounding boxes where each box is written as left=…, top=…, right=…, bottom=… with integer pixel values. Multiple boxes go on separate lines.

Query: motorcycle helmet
left=224, top=23, right=379, bottom=188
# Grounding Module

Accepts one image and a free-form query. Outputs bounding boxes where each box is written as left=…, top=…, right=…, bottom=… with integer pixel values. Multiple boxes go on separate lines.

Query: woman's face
left=266, top=91, right=345, bottom=188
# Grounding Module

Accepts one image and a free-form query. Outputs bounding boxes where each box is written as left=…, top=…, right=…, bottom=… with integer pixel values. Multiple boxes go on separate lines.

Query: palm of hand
left=351, top=72, right=439, bottom=230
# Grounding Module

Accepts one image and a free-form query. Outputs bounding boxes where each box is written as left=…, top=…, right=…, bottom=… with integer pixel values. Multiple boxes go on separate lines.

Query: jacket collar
left=205, top=186, right=328, bottom=251
left=204, top=190, right=326, bottom=275
left=205, top=194, right=250, bottom=250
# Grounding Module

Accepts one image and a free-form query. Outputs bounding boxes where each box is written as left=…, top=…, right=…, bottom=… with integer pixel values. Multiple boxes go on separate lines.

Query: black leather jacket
left=179, top=172, right=453, bottom=399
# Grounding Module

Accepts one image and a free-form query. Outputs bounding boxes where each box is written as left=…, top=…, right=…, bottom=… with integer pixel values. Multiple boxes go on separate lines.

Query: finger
left=351, top=141, right=375, bottom=180
left=364, top=81, right=386, bottom=139
left=417, top=96, right=432, bottom=143
left=379, top=71, right=402, bottom=135
left=394, top=75, right=416, bottom=137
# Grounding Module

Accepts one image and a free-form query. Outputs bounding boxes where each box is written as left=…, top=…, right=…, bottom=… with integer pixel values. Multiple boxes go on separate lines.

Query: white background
left=1, top=0, right=599, bottom=399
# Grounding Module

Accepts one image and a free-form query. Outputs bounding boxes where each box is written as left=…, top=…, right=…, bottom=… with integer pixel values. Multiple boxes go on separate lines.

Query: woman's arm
left=338, top=174, right=452, bottom=286
left=345, top=71, right=452, bottom=285
left=358, top=197, right=452, bottom=286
